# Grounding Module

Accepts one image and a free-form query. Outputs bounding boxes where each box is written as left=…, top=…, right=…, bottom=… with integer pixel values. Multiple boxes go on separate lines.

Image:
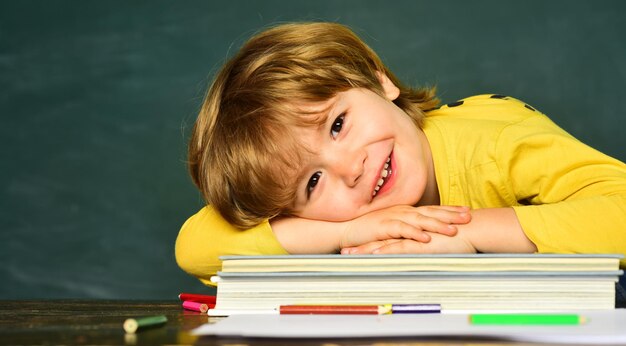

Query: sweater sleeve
left=498, top=111, right=626, bottom=267
left=175, top=206, right=288, bottom=286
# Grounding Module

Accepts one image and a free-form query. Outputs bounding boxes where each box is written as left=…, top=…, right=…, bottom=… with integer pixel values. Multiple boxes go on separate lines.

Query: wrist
left=458, top=208, right=536, bottom=253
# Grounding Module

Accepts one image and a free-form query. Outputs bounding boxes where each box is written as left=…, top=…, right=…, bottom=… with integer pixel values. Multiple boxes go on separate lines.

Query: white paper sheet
left=193, top=309, right=626, bottom=345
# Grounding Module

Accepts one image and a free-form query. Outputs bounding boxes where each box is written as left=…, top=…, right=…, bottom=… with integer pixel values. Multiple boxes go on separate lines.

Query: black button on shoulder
left=447, top=100, right=464, bottom=107
left=524, top=104, right=536, bottom=112
left=490, top=94, right=508, bottom=99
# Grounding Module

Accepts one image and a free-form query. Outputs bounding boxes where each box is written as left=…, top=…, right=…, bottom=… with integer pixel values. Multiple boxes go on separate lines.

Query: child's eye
left=330, top=114, right=345, bottom=138
left=306, top=171, right=322, bottom=198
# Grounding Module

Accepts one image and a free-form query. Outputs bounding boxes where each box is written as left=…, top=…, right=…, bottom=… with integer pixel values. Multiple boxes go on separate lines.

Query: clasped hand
left=339, top=205, right=475, bottom=255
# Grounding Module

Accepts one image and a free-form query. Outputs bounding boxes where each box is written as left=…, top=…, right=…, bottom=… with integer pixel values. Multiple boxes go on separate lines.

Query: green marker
left=469, top=313, right=586, bottom=325
left=123, top=315, right=168, bottom=333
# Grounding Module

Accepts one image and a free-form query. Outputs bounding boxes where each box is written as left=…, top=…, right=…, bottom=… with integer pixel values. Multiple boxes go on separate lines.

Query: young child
left=175, top=22, right=626, bottom=287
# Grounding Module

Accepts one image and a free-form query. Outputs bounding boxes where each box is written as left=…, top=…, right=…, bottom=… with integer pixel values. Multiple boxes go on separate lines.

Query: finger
left=342, top=240, right=399, bottom=255
left=426, top=205, right=470, bottom=212
left=387, top=206, right=467, bottom=233
left=380, top=219, right=432, bottom=242
left=382, top=216, right=456, bottom=239
left=417, top=206, right=472, bottom=225
left=372, top=239, right=427, bottom=255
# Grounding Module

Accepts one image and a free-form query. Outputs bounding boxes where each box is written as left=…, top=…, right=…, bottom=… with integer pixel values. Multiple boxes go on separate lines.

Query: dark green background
left=1, top=1, right=624, bottom=299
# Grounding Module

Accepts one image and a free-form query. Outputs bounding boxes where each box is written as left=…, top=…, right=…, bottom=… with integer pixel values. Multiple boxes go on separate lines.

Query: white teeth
left=373, top=156, right=392, bottom=197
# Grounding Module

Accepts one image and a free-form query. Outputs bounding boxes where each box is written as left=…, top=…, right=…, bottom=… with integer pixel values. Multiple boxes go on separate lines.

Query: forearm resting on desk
left=341, top=207, right=537, bottom=255
left=271, top=205, right=471, bottom=254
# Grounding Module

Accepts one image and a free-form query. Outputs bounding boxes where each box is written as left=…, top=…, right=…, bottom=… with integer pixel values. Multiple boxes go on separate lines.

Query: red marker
left=279, top=304, right=440, bottom=315
left=182, top=300, right=209, bottom=313
left=280, top=305, right=382, bottom=315
left=178, top=293, right=216, bottom=305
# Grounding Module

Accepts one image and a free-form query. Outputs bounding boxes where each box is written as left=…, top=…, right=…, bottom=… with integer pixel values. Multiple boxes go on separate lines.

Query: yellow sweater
left=175, top=95, right=626, bottom=285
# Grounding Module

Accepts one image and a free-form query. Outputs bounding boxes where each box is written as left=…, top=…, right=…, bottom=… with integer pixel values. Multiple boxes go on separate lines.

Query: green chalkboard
left=1, top=0, right=624, bottom=299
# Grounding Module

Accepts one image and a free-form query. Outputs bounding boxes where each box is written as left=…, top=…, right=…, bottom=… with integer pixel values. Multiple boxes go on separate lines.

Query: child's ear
left=376, top=71, right=400, bottom=101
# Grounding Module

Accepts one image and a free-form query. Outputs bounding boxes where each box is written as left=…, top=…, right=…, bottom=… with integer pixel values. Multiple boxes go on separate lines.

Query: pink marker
left=182, top=300, right=209, bottom=313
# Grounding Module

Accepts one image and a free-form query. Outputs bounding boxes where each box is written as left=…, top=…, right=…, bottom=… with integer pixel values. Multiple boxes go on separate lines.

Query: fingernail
left=372, top=248, right=380, bottom=254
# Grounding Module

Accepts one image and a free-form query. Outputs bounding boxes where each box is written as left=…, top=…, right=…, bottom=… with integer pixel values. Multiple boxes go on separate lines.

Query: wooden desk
left=0, top=300, right=561, bottom=345
left=0, top=300, right=204, bottom=345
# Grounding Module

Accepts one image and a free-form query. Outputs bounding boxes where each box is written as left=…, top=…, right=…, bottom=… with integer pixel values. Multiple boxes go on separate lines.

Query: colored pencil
left=178, top=293, right=216, bottom=305
left=123, top=315, right=168, bottom=333
left=280, top=305, right=380, bottom=315
left=279, top=304, right=441, bottom=315
left=389, top=304, right=441, bottom=314
left=182, top=300, right=209, bottom=313
left=469, top=313, right=585, bottom=325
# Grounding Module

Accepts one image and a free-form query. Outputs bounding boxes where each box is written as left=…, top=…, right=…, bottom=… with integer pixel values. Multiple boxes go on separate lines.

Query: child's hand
left=338, top=205, right=471, bottom=249
left=340, top=232, right=476, bottom=255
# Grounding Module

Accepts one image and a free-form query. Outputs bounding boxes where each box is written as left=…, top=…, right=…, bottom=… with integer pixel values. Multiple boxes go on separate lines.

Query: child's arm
left=341, top=207, right=537, bottom=255
left=271, top=205, right=471, bottom=254
left=175, top=206, right=288, bottom=285
left=175, top=204, right=470, bottom=283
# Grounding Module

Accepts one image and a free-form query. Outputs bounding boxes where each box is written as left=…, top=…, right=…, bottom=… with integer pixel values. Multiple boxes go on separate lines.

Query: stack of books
left=208, top=254, right=623, bottom=316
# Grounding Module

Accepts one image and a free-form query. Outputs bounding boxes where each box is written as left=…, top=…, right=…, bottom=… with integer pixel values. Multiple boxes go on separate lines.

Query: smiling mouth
left=372, top=156, right=392, bottom=197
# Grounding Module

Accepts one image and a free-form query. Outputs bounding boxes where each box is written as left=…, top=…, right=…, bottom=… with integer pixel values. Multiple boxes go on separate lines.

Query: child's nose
left=331, top=149, right=365, bottom=187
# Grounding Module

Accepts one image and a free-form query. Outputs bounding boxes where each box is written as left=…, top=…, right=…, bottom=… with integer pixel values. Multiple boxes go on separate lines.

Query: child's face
left=289, top=81, right=436, bottom=222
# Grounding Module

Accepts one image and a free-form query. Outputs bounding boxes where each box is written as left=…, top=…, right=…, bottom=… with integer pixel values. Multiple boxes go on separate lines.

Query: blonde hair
left=188, top=22, right=439, bottom=228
